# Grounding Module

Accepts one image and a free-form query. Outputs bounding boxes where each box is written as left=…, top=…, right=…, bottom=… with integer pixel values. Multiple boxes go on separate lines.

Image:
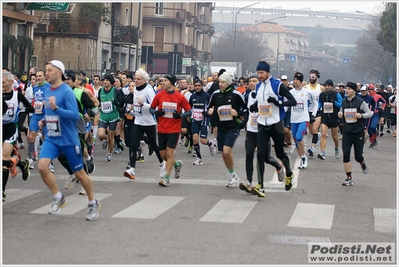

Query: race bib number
left=132, top=101, right=142, bottom=116
left=45, top=115, right=61, bottom=136
left=250, top=114, right=258, bottom=127
left=3, top=104, right=15, bottom=123
left=293, top=101, right=304, bottom=112
left=217, top=105, right=233, bottom=121
left=101, top=101, right=113, bottom=113
left=323, top=102, right=333, bottom=113
left=344, top=108, right=357, bottom=123
left=192, top=108, right=204, bottom=121
left=34, top=101, right=43, bottom=114
left=259, top=102, right=272, bottom=117
left=162, top=102, right=177, bottom=118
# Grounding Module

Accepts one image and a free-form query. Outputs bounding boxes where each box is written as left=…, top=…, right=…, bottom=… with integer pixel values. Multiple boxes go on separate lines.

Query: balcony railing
left=142, top=41, right=212, bottom=61
left=34, top=19, right=99, bottom=37
left=142, top=6, right=192, bottom=22
left=113, top=24, right=139, bottom=44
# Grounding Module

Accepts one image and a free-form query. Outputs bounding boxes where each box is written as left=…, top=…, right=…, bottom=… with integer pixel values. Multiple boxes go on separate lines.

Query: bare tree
left=212, top=30, right=274, bottom=75
left=351, top=18, right=396, bottom=85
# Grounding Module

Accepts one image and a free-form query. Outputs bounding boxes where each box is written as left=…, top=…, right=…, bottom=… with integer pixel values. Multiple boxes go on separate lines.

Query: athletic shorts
left=181, top=117, right=191, bottom=129
left=3, top=124, right=18, bottom=144
left=99, top=120, right=118, bottom=131
left=29, top=114, right=44, bottom=132
left=321, top=117, right=339, bottom=128
left=39, top=140, right=84, bottom=172
left=191, top=121, right=209, bottom=139
left=158, top=132, right=179, bottom=150
left=216, top=128, right=240, bottom=150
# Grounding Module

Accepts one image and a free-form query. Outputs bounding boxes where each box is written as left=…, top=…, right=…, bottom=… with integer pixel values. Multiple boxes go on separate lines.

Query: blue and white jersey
left=255, top=76, right=286, bottom=126
left=32, top=82, right=50, bottom=116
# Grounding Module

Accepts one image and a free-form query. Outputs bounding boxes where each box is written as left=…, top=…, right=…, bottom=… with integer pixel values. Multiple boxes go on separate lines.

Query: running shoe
left=2, top=191, right=5, bottom=202
left=226, top=172, right=239, bottom=188
left=251, top=184, right=265, bottom=197
left=102, top=140, right=108, bottom=150
left=184, top=138, right=190, bottom=147
left=159, top=161, right=166, bottom=178
left=317, top=152, right=326, bottom=160
left=209, top=141, right=216, bottom=155
left=285, top=173, right=294, bottom=191
left=79, top=186, right=87, bottom=195
left=124, top=167, right=136, bottom=179
left=277, top=165, right=285, bottom=182
left=29, top=158, right=34, bottom=169
left=86, top=200, right=101, bottom=221
left=86, top=157, right=95, bottom=174
left=239, top=180, right=253, bottom=193
left=159, top=178, right=170, bottom=187
left=174, top=160, right=183, bottom=179
left=307, top=147, right=314, bottom=157
left=19, top=159, right=31, bottom=181
left=342, top=178, right=354, bottom=186
left=302, top=156, right=308, bottom=169
left=334, top=149, right=340, bottom=159
left=114, top=147, right=122, bottom=154
left=188, top=146, right=193, bottom=153
left=193, top=158, right=203, bottom=165
left=298, top=160, right=304, bottom=169
left=137, top=155, right=145, bottom=163
left=49, top=162, right=55, bottom=173
left=65, top=174, right=77, bottom=190
left=361, top=161, right=369, bottom=174
left=192, top=149, right=197, bottom=157
left=48, top=195, right=67, bottom=214
left=9, top=157, right=18, bottom=178
left=106, top=153, right=113, bottom=162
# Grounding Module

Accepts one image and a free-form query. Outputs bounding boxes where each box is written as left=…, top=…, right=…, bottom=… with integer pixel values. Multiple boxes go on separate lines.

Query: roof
left=238, top=22, right=308, bottom=37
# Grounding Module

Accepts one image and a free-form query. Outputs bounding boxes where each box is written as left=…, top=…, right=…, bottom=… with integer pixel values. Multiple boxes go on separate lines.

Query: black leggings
left=342, top=131, right=364, bottom=163
left=17, top=111, right=28, bottom=143
left=129, top=124, right=162, bottom=168
left=246, top=131, right=274, bottom=184
left=256, top=121, right=292, bottom=185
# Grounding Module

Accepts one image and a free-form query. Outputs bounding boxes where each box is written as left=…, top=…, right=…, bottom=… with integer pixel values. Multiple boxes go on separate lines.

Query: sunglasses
left=309, top=75, right=316, bottom=79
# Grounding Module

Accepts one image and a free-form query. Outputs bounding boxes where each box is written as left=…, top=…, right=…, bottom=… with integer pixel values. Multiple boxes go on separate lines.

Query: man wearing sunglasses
left=306, top=69, right=324, bottom=157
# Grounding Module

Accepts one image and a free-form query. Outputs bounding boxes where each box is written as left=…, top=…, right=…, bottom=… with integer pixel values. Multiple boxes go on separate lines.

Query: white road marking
left=373, top=208, right=396, bottom=233
left=199, top=199, right=257, bottom=223
left=288, top=202, right=335, bottom=230
left=112, top=195, right=184, bottom=219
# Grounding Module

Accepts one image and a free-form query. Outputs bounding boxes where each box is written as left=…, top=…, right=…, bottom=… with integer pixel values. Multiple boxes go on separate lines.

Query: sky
left=215, top=1, right=385, bottom=15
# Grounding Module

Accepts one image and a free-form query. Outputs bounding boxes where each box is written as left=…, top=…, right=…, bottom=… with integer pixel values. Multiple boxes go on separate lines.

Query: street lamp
left=232, top=2, right=260, bottom=62
left=350, top=24, right=367, bottom=31
left=249, top=16, right=287, bottom=73
left=356, top=10, right=379, bottom=19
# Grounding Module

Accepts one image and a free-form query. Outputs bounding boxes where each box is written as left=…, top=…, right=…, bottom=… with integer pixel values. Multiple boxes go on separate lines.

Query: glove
left=249, top=101, right=258, bottom=113
left=155, top=109, right=165, bottom=117
left=172, top=111, right=182, bottom=119
left=267, top=96, right=280, bottom=106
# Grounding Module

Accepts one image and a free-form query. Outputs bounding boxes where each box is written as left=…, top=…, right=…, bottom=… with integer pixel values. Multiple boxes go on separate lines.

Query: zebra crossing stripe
left=30, top=193, right=112, bottom=215
left=112, top=195, right=184, bottom=219
left=373, top=208, right=396, bottom=233
left=2, top=189, right=41, bottom=204
left=288, top=203, right=335, bottom=230
left=199, top=199, right=257, bottom=223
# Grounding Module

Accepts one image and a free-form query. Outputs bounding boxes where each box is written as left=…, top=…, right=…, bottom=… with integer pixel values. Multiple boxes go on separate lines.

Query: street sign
left=27, top=3, right=69, bottom=11
left=388, top=77, right=392, bottom=82
left=182, top=58, right=192, bottom=67
left=343, top=57, right=350, bottom=64
left=289, top=55, right=296, bottom=62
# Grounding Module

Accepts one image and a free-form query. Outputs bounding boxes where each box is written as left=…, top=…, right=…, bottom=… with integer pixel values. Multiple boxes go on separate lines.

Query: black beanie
left=346, top=82, right=357, bottom=91
left=256, top=61, right=270, bottom=72
left=65, top=70, right=76, bottom=82
left=193, top=79, right=203, bottom=85
left=164, top=74, right=177, bottom=86
left=218, top=69, right=226, bottom=76
left=104, top=74, right=115, bottom=85
left=294, top=72, right=304, bottom=82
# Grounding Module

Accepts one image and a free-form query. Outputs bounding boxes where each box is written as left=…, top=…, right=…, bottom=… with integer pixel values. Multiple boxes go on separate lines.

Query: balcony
left=34, top=18, right=99, bottom=38
left=113, top=24, right=139, bottom=44
left=142, top=6, right=192, bottom=23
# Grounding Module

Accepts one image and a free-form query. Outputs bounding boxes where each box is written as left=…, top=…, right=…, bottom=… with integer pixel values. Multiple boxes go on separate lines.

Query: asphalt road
left=2, top=129, right=397, bottom=265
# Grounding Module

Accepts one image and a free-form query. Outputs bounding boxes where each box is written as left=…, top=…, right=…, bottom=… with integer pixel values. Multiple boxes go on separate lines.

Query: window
left=155, top=2, right=164, bottom=15
left=154, top=27, right=165, bottom=52
left=17, top=24, right=26, bottom=37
